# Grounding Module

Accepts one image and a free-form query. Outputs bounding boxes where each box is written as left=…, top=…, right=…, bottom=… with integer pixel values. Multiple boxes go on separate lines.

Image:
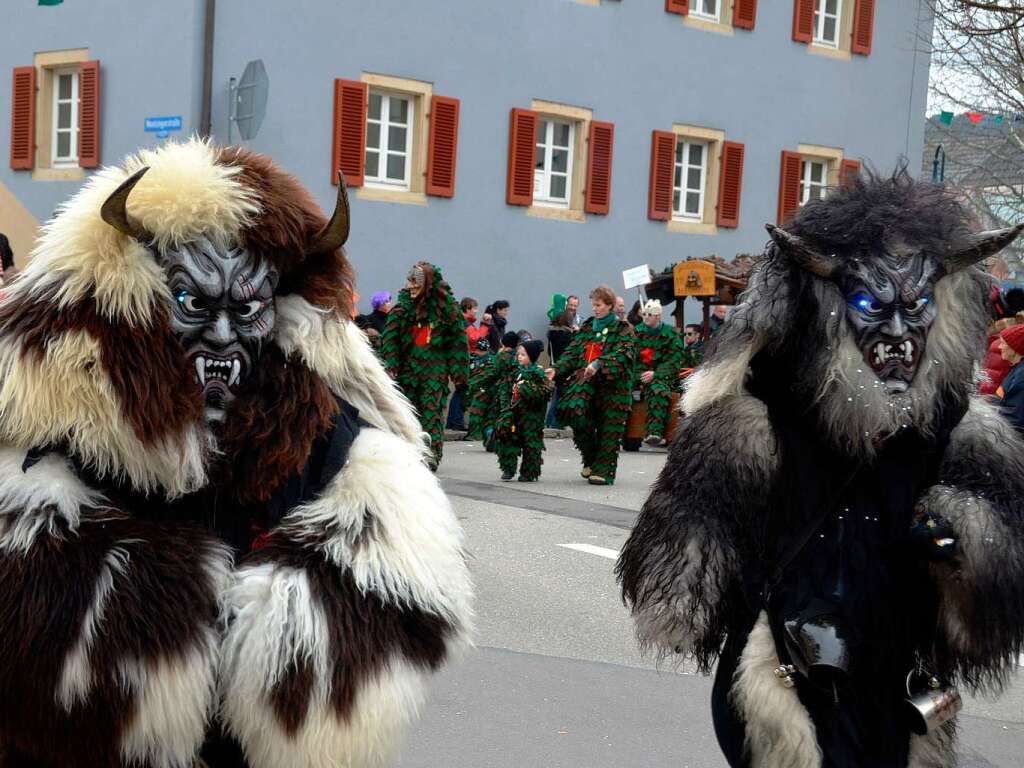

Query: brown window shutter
left=426, top=95, right=460, bottom=198
left=10, top=66, right=35, bottom=170
left=839, top=158, right=861, bottom=186
left=716, top=141, right=745, bottom=228
left=584, top=120, right=614, bottom=215
left=331, top=79, right=367, bottom=187
left=851, top=0, right=876, bottom=55
left=732, top=0, right=757, bottom=29
left=665, top=0, right=689, bottom=15
left=777, top=150, right=803, bottom=225
left=792, top=0, right=814, bottom=42
left=506, top=108, right=537, bottom=206
left=78, top=60, right=101, bottom=168
left=647, top=130, right=676, bottom=222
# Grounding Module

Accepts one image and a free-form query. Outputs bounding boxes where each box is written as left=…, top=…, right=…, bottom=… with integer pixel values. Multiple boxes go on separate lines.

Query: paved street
left=398, top=437, right=1024, bottom=768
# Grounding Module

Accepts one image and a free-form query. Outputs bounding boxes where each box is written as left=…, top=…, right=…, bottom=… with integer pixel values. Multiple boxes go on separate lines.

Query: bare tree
left=927, top=1, right=1024, bottom=270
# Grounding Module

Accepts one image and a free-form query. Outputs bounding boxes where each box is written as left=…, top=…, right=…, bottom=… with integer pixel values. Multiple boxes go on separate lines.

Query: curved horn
left=307, top=171, right=351, bottom=255
left=942, top=223, right=1024, bottom=274
left=100, top=167, right=152, bottom=242
left=765, top=223, right=841, bottom=279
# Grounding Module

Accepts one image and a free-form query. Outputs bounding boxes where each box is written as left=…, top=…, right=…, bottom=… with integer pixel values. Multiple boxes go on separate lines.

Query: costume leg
left=418, top=379, right=448, bottom=466
left=519, top=425, right=544, bottom=481
left=591, top=387, right=629, bottom=482
left=569, top=413, right=597, bottom=469
left=497, top=439, right=519, bottom=476
left=645, top=380, right=673, bottom=438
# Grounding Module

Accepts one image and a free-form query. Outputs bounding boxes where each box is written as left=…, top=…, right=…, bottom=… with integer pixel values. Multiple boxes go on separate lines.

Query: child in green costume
left=467, top=331, right=519, bottom=446
left=381, top=261, right=469, bottom=468
left=549, top=285, right=635, bottom=486
left=496, top=340, right=552, bottom=482
left=633, top=299, right=684, bottom=446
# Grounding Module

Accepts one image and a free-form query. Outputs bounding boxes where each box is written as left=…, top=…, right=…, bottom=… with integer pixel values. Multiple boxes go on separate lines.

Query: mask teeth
left=195, top=356, right=206, bottom=387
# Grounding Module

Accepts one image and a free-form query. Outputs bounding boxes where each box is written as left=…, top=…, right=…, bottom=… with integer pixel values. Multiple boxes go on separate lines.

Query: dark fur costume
left=617, top=171, right=1024, bottom=768
left=0, top=140, right=471, bottom=768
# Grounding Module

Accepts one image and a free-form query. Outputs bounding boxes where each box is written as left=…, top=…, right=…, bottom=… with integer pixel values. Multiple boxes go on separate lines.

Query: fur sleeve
left=0, top=448, right=231, bottom=768
left=218, top=427, right=472, bottom=768
left=919, top=396, right=1024, bottom=691
left=616, top=394, right=779, bottom=672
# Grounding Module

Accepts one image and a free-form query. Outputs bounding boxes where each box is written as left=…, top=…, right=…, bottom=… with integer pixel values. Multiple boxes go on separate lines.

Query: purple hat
left=371, top=291, right=392, bottom=310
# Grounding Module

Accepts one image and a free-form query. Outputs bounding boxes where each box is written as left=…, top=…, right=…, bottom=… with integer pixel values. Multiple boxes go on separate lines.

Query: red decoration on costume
left=639, top=347, right=655, bottom=368
left=412, top=324, right=432, bottom=346
left=584, top=342, right=604, bottom=364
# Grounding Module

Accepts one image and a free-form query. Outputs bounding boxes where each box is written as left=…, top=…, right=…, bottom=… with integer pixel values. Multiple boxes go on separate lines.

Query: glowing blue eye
left=857, top=298, right=871, bottom=310
left=176, top=290, right=188, bottom=305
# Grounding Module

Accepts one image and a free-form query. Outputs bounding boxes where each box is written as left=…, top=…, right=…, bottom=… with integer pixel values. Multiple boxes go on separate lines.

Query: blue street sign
left=144, top=116, right=183, bottom=132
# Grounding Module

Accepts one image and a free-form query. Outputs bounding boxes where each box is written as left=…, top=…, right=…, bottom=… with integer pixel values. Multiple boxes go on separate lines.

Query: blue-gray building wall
left=4, top=0, right=932, bottom=334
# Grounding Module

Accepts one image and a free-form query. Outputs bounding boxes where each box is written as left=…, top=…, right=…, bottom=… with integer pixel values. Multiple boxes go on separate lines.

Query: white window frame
left=365, top=90, right=414, bottom=191
left=51, top=67, right=79, bottom=168
left=800, top=159, right=828, bottom=205
left=533, top=118, right=575, bottom=209
left=689, top=0, right=720, bottom=23
left=813, top=0, right=842, bottom=48
left=672, top=139, right=708, bottom=221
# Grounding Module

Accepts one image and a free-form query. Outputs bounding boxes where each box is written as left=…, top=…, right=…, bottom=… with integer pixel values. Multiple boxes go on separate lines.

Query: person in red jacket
left=447, top=297, right=485, bottom=430
left=982, top=317, right=1018, bottom=395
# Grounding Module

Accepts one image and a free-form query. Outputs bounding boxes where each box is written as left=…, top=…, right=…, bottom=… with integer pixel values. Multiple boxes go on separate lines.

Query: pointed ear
left=942, top=224, right=1024, bottom=273
left=765, top=223, right=841, bottom=279
left=100, top=167, right=154, bottom=243
left=306, top=171, right=350, bottom=255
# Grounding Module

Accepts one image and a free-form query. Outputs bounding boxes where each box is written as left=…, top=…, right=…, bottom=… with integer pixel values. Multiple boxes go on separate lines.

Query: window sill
left=808, top=43, right=851, bottom=61
left=667, top=219, right=717, bottom=235
left=527, top=205, right=585, bottom=223
left=683, top=16, right=734, bottom=36
left=32, top=166, right=85, bottom=182
left=356, top=186, right=428, bottom=206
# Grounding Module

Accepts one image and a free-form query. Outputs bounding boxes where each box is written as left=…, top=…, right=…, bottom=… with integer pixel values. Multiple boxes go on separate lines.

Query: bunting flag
left=38, top=0, right=63, bottom=5
left=966, top=112, right=984, bottom=124
left=939, top=111, right=954, bottom=126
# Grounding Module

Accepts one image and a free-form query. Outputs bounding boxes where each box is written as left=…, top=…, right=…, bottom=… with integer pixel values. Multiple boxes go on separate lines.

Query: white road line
left=558, top=543, right=620, bottom=560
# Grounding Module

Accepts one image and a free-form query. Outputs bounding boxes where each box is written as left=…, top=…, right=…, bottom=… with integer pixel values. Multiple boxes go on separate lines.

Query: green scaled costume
left=381, top=262, right=468, bottom=467
left=633, top=322, right=684, bottom=440
left=466, top=347, right=515, bottom=442
left=555, top=315, right=635, bottom=484
left=496, top=362, right=552, bottom=481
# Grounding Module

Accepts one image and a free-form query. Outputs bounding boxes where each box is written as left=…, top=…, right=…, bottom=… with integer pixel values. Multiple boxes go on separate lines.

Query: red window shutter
left=331, top=79, right=367, bottom=187
left=78, top=60, right=100, bottom=168
left=647, top=130, right=676, bottom=222
left=716, top=141, right=745, bottom=228
left=792, top=0, right=814, bottom=42
left=777, top=150, right=803, bottom=225
left=426, top=95, right=460, bottom=198
left=732, top=0, right=757, bottom=29
left=10, top=66, right=35, bottom=170
left=506, top=108, right=537, bottom=207
left=851, top=0, right=876, bottom=55
left=839, top=158, right=861, bottom=186
left=665, top=0, right=689, bottom=14
left=584, top=120, right=614, bottom=215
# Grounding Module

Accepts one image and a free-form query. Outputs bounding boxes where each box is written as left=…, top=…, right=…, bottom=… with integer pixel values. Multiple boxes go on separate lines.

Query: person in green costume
left=633, top=299, right=684, bottom=447
left=381, top=261, right=468, bottom=468
left=466, top=330, right=519, bottom=446
left=548, top=284, right=635, bottom=486
left=496, top=339, right=552, bottom=482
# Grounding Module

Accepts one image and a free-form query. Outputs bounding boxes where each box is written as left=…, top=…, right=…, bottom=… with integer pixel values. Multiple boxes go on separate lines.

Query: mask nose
left=204, top=310, right=235, bottom=346
left=882, top=311, right=906, bottom=338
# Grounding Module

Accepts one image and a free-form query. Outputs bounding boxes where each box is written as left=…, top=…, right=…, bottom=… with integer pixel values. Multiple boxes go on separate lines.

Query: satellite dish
left=229, top=59, right=268, bottom=141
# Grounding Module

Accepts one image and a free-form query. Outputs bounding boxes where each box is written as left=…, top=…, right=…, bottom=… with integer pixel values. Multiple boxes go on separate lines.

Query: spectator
left=485, top=300, right=510, bottom=351
left=614, top=295, right=628, bottom=323
left=708, top=304, right=729, bottom=334
left=982, top=317, right=1017, bottom=396
left=447, top=297, right=483, bottom=430
left=997, top=324, right=1024, bottom=432
left=546, top=307, right=575, bottom=428
left=355, top=291, right=392, bottom=334
left=681, top=323, right=705, bottom=368
left=566, top=294, right=582, bottom=330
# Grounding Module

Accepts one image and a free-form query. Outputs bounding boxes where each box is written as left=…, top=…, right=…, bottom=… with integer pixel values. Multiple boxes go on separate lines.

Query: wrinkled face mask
left=407, top=265, right=426, bottom=300
left=842, top=247, right=940, bottom=394
left=164, top=237, right=279, bottom=423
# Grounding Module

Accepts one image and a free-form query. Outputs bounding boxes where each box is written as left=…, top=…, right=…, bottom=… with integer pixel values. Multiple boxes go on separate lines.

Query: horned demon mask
left=100, top=166, right=351, bottom=425
left=767, top=222, right=1024, bottom=395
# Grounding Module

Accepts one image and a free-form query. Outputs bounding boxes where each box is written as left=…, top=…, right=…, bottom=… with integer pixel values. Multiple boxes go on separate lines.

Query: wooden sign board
left=673, top=260, right=716, bottom=296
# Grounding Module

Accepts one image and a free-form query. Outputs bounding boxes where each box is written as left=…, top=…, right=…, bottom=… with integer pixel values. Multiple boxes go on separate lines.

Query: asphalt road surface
left=396, top=437, right=1024, bottom=768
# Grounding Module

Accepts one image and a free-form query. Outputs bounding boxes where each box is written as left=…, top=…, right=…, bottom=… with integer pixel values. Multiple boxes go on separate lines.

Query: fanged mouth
left=870, top=340, right=917, bottom=370
left=194, top=354, right=243, bottom=389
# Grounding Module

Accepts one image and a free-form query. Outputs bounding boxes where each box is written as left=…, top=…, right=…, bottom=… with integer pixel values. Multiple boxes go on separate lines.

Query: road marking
left=558, top=543, right=620, bottom=560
